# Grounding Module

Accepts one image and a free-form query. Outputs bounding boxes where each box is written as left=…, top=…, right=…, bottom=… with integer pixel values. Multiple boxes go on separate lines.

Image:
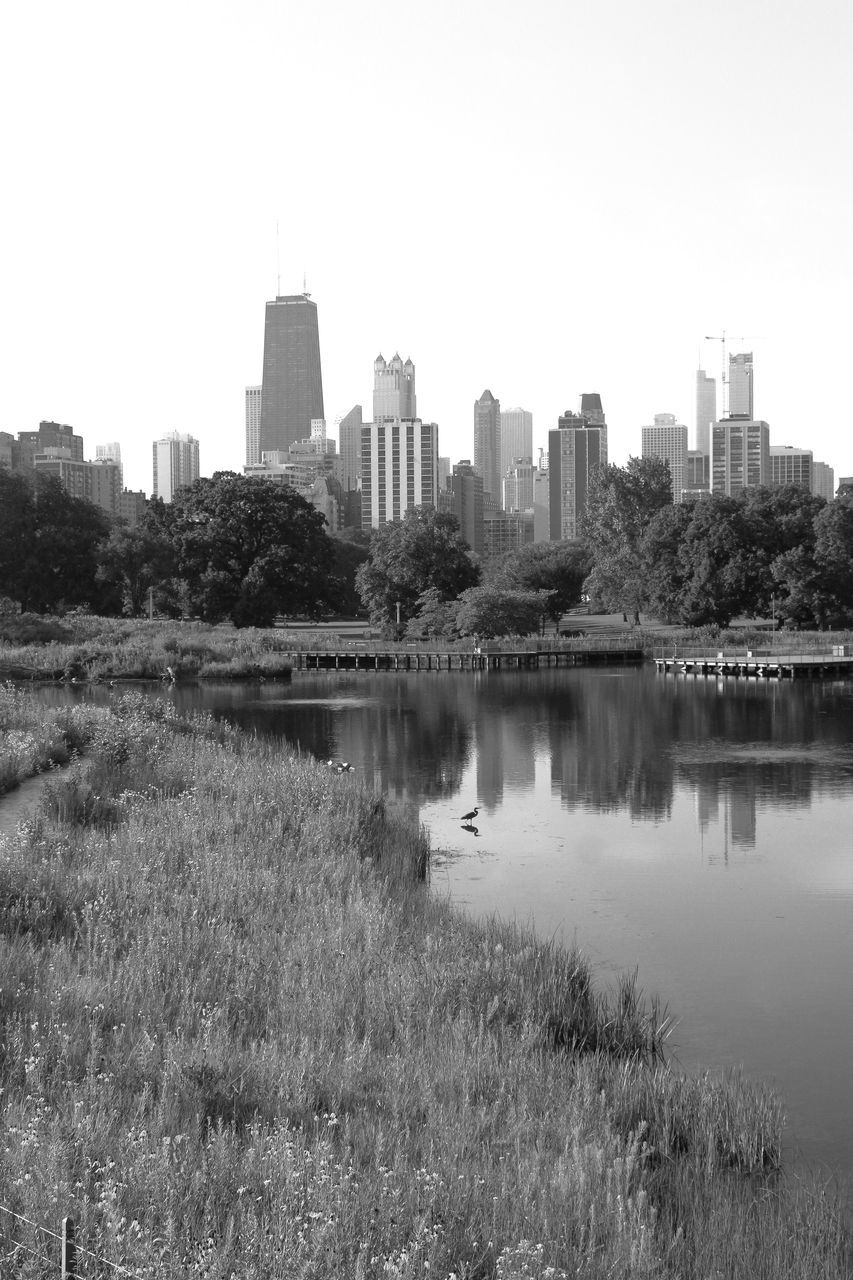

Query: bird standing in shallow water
left=460, top=806, right=479, bottom=822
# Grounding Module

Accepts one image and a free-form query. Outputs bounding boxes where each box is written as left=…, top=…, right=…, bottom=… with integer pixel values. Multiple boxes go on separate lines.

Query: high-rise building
left=0, top=432, right=14, bottom=469
left=119, top=490, right=148, bottom=527
left=533, top=471, right=550, bottom=542
left=499, top=407, right=533, bottom=479
left=685, top=450, right=710, bottom=498
left=503, top=459, right=536, bottom=513
left=483, top=511, right=534, bottom=557
left=641, top=413, right=688, bottom=503
left=245, top=386, right=262, bottom=466
left=711, top=419, right=768, bottom=496
left=95, top=442, right=123, bottom=488
left=373, top=354, right=416, bottom=420
left=769, top=446, right=813, bottom=491
left=360, top=418, right=439, bottom=529
left=338, top=405, right=363, bottom=492
left=447, top=460, right=484, bottom=554
left=260, top=293, right=324, bottom=456
left=474, top=390, right=501, bottom=505
left=813, top=461, right=835, bottom=501
left=32, top=456, right=121, bottom=516
left=696, top=369, right=716, bottom=455
left=16, top=421, right=84, bottom=470
left=152, top=431, right=200, bottom=502
left=548, top=399, right=607, bottom=540
left=728, top=353, right=754, bottom=418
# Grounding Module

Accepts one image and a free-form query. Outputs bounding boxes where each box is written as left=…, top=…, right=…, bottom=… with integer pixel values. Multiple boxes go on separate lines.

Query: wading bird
left=460, top=806, right=479, bottom=822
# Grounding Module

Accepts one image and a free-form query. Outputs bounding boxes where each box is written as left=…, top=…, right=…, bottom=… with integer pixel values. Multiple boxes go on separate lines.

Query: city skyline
left=1, top=2, right=850, bottom=496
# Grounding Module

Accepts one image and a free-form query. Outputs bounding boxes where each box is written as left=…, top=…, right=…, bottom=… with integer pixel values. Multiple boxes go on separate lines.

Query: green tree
left=737, top=485, right=826, bottom=617
left=95, top=520, right=177, bottom=617
left=642, top=494, right=750, bottom=626
left=583, top=457, right=673, bottom=613
left=0, top=471, right=34, bottom=607
left=405, top=587, right=460, bottom=638
left=327, top=530, right=370, bottom=616
left=455, top=585, right=548, bottom=638
left=166, top=473, right=335, bottom=626
left=489, top=541, right=590, bottom=631
left=773, top=496, right=853, bottom=628
left=0, top=472, right=111, bottom=613
left=355, top=508, right=480, bottom=636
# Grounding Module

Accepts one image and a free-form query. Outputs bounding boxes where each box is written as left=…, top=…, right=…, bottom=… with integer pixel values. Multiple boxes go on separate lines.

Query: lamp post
left=395, top=600, right=401, bottom=632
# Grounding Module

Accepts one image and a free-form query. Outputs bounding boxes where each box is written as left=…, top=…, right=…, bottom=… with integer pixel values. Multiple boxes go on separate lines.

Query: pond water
left=21, top=666, right=853, bottom=1188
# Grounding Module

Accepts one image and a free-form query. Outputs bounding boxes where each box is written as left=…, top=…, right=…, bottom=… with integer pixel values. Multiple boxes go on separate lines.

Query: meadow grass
left=0, top=690, right=850, bottom=1278
left=0, top=615, right=294, bottom=682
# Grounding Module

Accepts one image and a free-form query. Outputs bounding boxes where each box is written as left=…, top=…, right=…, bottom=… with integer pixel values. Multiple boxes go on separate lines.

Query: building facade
left=728, top=353, right=754, bottom=418
left=503, top=459, right=536, bottom=513
left=711, top=419, right=769, bottom=496
left=548, top=401, right=607, bottom=540
left=245, top=386, right=262, bottom=466
left=259, top=293, right=324, bottom=456
left=360, top=419, right=438, bottom=529
left=812, top=461, right=835, bottom=501
left=695, top=369, right=716, bottom=457
left=499, top=407, right=533, bottom=480
left=447, top=460, right=484, bottom=554
left=769, top=446, right=813, bottom=491
left=16, top=421, right=84, bottom=470
left=474, top=390, right=501, bottom=506
left=641, top=414, right=688, bottom=503
left=95, top=442, right=123, bottom=488
left=152, top=431, right=200, bottom=502
left=483, top=512, right=534, bottom=557
left=373, top=354, right=416, bottom=421
left=338, top=405, right=363, bottom=492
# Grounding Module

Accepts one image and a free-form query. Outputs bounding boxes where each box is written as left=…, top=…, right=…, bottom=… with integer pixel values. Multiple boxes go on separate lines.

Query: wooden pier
left=290, top=642, right=643, bottom=673
left=655, top=647, right=853, bottom=680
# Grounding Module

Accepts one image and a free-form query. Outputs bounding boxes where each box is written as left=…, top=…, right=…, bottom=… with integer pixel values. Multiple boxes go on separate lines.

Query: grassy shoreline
left=0, top=687, right=850, bottom=1277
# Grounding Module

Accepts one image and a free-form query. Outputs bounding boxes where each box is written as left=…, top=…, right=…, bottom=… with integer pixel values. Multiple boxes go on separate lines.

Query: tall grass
left=0, top=690, right=849, bottom=1277
left=0, top=616, right=294, bottom=682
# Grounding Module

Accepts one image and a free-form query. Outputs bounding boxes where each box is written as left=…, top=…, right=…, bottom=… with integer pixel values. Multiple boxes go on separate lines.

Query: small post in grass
left=61, top=1217, right=77, bottom=1279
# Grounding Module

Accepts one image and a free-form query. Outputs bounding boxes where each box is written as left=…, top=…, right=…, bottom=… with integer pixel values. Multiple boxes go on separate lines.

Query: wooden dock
left=291, top=642, right=643, bottom=673
left=655, top=647, right=853, bottom=680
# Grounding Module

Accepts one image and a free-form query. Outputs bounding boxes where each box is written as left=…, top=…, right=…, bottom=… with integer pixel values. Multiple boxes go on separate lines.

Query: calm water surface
left=23, top=666, right=853, bottom=1186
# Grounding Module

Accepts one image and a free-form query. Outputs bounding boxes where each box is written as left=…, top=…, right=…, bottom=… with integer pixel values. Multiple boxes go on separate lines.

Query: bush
left=0, top=613, right=74, bottom=645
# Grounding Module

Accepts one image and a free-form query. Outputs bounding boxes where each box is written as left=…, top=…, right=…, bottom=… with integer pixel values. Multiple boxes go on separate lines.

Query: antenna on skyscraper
left=303, top=271, right=310, bottom=299
left=276, top=220, right=281, bottom=296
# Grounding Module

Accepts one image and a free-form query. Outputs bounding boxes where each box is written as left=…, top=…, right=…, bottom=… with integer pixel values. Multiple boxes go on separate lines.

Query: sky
left=2, top=0, right=851, bottom=496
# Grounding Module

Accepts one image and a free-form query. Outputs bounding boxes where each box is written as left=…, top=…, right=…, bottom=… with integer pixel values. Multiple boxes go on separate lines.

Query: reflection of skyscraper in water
left=695, top=780, right=719, bottom=834
left=475, top=716, right=537, bottom=808
left=729, top=789, right=756, bottom=848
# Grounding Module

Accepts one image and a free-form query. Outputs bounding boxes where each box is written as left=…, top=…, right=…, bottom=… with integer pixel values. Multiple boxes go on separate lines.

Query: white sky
left=2, top=0, right=851, bottom=495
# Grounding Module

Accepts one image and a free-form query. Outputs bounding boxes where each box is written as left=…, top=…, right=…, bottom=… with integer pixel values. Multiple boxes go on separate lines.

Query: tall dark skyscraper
left=474, top=389, right=501, bottom=505
left=260, top=293, right=324, bottom=456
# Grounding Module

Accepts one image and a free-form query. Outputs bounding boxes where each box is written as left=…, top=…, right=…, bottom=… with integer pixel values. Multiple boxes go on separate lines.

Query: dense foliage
left=582, top=456, right=673, bottom=614
left=355, top=507, right=480, bottom=636
left=0, top=470, right=112, bottom=613
left=1, top=470, right=345, bottom=626
left=485, top=540, right=591, bottom=629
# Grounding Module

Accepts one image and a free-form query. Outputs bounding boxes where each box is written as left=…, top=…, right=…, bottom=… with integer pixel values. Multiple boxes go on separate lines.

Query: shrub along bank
left=0, top=690, right=849, bottom=1278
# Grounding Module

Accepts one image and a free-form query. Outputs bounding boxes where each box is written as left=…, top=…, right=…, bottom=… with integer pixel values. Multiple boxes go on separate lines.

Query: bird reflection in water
left=461, top=822, right=480, bottom=837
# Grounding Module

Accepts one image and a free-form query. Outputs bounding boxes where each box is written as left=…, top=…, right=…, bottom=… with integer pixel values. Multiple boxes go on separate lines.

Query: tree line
left=0, top=470, right=366, bottom=625
left=583, top=458, right=853, bottom=629
left=3, top=461, right=851, bottom=633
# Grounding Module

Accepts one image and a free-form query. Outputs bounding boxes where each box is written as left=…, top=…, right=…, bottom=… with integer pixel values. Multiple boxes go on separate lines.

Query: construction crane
left=704, top=332, right=763, bottom=418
